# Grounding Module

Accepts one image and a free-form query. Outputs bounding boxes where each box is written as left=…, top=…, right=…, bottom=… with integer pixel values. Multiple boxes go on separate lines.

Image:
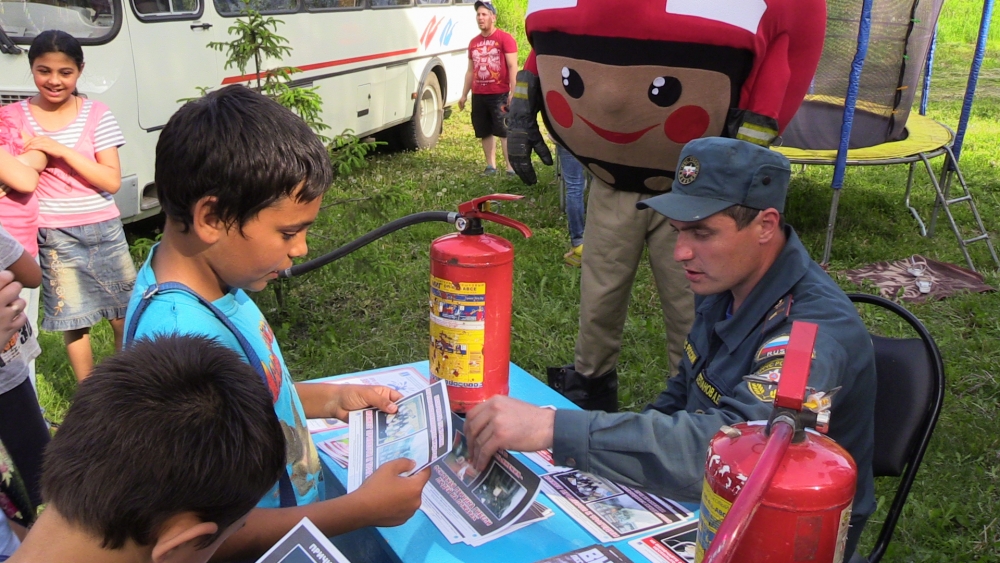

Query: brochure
left=531, top=544, right=635, bottom=563
left=629, top=521, right=699, bottom=563
left=307, top=366, right=429, bottom=436
left=316, top=435, right=349, bottom=468
left=347, top=380, right=453, bottom=492
left=541, top=469, right=697, bottom=543
left=255, top=517, right=351, bottom=563
left=420, top=413, right=547, bottom=545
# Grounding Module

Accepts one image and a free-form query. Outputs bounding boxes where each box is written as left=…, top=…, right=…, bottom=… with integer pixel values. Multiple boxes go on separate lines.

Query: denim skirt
left=37, top=218, right=137, bottom=332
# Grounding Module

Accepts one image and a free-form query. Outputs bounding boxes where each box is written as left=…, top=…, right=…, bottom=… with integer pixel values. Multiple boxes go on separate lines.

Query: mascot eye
left=648, top=76, right=682, bottom=107
left=561, top=66, right=585, bottom=99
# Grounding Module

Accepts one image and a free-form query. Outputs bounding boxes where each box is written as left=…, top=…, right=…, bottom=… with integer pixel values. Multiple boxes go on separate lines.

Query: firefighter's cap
left=637, top=137, right=790, bottom=222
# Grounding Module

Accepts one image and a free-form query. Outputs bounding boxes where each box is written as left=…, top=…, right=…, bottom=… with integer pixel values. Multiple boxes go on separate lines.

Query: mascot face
left=532, top=31, right=753, bottom=192
left=536, top=55, right=732, bottom=191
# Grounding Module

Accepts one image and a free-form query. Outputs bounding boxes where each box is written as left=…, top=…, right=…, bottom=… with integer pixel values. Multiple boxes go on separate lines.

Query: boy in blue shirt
left=125, top=85, right=430, bottom=561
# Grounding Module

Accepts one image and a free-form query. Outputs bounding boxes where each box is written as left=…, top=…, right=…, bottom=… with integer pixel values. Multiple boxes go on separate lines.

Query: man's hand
left=354, top=458, right=431, bottom=527
left=464, top=395, right=556, bottom=471
left=296, top=382, right=402, bottom=421
left=507, top=70, right=553, bottom=186
left=458, top=95, right=467, bottom=111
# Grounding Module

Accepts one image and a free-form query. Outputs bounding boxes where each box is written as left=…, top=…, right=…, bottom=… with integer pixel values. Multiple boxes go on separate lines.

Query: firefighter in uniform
left=466, top=138, right=876, bottom=560
left=506, top=0, right=828, bottom=411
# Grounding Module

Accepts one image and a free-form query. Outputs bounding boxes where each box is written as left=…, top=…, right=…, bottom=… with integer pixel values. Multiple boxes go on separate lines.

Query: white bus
left=0, top=0, right=479, bottom=222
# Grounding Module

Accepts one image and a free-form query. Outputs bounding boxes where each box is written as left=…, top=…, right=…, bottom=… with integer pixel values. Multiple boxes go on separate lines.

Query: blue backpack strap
left=126, top=281, right=298, bottom=508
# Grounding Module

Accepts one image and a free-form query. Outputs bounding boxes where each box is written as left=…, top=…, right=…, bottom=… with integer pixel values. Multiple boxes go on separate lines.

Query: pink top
left=14, top=99, right=125, bottom=229
left=0, top=106, right=40, bottom=257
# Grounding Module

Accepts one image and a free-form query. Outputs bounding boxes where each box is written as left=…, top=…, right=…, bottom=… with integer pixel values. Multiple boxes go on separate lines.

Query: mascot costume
left=507, top=0, right=827, bottom=410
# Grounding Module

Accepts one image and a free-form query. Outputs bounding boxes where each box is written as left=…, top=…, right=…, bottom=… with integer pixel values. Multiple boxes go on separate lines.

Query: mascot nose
left=587, top=80, right=631, bottom=117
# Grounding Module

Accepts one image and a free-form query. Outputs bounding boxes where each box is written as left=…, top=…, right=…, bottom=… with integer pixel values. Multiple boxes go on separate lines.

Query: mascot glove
left=506, top=70, right=553, bottom=186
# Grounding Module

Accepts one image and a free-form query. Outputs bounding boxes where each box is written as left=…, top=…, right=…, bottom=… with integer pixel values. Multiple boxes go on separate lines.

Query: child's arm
left=0, top=270, right=27, bottom=344
left=6, top=250, right=41, bottom=289
left=295, top=382, right=403, bottom=420
left=22, top=137, right=122, bottom=193
left=210, top=460, right=432, bottom=561
left=0, top=149, right=40, bottom=194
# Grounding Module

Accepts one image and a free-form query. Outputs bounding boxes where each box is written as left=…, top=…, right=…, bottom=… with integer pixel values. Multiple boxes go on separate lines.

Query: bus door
left=126, top=0, right=221, bottom=130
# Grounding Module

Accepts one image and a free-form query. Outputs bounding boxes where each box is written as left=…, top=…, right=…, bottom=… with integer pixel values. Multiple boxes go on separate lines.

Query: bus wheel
left=401, top=72, right=443, bottom=150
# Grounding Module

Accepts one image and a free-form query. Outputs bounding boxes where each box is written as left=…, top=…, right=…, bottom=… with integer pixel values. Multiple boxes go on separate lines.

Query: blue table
left=312, top=361, right=693, bottom=563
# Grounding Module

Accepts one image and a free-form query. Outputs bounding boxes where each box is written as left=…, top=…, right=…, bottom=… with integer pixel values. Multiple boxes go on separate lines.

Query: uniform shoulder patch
left=754, top=333, right=789, bottom=362
left=746, top=357, right=783, bottom=403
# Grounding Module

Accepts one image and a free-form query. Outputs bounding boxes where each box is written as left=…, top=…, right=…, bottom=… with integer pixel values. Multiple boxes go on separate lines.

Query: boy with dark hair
left=125, top=84, right=429, bottom=561
left=8, top=334, right=287, bottom=563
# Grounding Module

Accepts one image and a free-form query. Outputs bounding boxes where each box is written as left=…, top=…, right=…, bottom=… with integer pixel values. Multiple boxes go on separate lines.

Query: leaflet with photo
left=316, top=435, right=349, bottom=468
left=629, top=521, right=699, bottom=563
left=307, top=366, right=429, bottom=435
left=420, top=413, right=547, bottom=545
left=347, top=380, right=452, bottom=492
left=531, top=544, right=635, bottom=563
left=541, top=469, right=696, bottom=543
left=522, top=448, right=570, bottom=474
left=255, top=517, right=351, bottom=563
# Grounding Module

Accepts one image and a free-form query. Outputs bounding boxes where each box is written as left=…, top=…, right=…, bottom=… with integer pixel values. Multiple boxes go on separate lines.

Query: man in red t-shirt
left=458, top=0, right=518, bottom=176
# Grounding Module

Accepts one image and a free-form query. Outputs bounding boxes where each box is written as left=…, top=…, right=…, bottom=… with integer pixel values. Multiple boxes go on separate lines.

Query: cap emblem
left=678, top=156, right=700, bottom=185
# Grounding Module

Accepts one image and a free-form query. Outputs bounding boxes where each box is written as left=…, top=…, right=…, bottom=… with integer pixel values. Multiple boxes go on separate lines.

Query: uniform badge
left=677, top=156, right=700, bottom=185
left=744, top=358, right=783, bottom=402
left=684, top=338, right=699, bottom=365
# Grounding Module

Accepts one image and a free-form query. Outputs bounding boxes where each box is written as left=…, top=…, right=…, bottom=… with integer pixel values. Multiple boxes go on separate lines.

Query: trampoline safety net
left=780, top=0, right=945, bottom=151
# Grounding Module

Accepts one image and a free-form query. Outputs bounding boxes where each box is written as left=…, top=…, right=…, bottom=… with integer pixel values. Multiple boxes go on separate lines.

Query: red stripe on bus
left=221, top=48, right=420, bottom=85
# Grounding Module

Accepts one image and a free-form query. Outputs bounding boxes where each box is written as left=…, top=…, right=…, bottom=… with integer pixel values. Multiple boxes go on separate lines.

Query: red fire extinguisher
left=697, top=321, right=858, bottom=563
left=429, top=194, right=532, bottom=413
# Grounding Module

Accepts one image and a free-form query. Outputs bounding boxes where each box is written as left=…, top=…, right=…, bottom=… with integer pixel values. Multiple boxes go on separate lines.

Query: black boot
left=546, top=365, right=619, bottom=413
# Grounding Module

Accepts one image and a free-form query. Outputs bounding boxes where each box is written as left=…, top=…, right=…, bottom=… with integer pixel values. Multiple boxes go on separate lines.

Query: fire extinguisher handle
left=458, top=194, right=533, bottom=238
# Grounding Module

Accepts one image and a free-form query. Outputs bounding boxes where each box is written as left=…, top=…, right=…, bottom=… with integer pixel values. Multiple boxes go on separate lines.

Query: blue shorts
left=38, top=218, right=137, bottom=332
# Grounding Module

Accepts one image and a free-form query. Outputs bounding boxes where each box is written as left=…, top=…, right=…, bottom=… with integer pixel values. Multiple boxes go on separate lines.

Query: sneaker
left=563, top=244, right=583, bottom=267
left=483, top=166, right=497, bottom=176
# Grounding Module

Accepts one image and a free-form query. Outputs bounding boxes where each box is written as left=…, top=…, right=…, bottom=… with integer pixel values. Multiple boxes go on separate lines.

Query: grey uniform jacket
left=552, top=226, right=876, bottom=523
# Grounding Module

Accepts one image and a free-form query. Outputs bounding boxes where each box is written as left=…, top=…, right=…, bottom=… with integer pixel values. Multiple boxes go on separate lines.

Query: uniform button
left=565, top=457, right=576, bottom=467
left=695, top=409, right=705, bottom=414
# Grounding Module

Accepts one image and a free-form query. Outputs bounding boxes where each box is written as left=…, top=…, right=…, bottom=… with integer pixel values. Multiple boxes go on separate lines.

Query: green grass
left=34, top=0, right=1000, bottom=560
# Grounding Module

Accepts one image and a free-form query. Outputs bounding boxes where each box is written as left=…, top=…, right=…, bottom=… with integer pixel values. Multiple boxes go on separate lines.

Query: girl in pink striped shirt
left=12, top=30, right=136, bottom=381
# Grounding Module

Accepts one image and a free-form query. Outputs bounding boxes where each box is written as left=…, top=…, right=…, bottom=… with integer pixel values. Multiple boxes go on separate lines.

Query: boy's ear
left=191, top=196, right=226, bottom=244
left=150, top=513, right=219, bottom=563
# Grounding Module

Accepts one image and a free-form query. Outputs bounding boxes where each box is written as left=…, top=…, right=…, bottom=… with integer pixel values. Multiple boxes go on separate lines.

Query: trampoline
left=773, top=0, right=999, bottom=271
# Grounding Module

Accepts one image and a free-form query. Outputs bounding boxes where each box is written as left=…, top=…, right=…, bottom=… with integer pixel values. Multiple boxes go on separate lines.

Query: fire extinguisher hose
left=279, top=211, right=457, bottom=278
left=703, top=417, right=796, bottom=563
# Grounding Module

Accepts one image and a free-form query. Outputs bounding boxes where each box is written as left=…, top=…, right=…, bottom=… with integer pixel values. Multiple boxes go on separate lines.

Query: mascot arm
left=507, top=53, right=553, bottom=186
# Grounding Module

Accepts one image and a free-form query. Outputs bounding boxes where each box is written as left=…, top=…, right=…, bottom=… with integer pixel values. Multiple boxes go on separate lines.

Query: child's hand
left=325, top=384, right=403, bottom=421
left=354, top=458, right=431, bottom=527
left=0, top=270, right=27, bottom=343
left=23, top=135, right=69, bottom=159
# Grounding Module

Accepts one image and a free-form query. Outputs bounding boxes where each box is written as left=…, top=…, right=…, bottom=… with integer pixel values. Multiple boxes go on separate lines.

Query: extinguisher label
left=694, top=479, right=732, bottom=563
left=833, top=505, right=852, bottom=563
left=429, top=277, right=486, bottom=386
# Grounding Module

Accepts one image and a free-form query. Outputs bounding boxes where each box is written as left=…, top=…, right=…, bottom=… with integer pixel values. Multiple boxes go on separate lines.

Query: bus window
left=416, top=0, right=451, bottom=4
left=132, top=0, right=201, bottom=18
left=0, top=0, right=121, bottom=44
left=371, top=0, right=413, bottom=7
left=215, top=0, right=297, bottom=16
left=305, top=0, right=362, bottom=11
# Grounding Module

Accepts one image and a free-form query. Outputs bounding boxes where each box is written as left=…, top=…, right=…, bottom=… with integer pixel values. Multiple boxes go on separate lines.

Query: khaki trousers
left=574, top=179, right=695, bottom=379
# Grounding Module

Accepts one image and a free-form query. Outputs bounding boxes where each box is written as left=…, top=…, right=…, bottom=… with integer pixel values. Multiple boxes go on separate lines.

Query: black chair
left=847, top=293, right=945, bottom=563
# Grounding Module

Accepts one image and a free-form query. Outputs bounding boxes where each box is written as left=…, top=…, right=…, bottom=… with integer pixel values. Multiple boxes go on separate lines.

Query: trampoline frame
left=803, top=0, right=998, bottom=271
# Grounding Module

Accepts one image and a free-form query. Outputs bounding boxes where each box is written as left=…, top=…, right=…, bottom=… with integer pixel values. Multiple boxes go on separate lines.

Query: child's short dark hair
left=42, top=334, right=286, bottom=549
left=155, top=84, right=333, bottom=232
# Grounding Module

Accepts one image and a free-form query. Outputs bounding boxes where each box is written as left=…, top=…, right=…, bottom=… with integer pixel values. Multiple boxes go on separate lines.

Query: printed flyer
left=542, top=469, right=697, bottom=543
left=629, top=521, right=699, bottom=563
left=255, top=517, right=351, bottom=563
left=531, top=545, right=635, bottom=563
left=347, top=380, right=453, bottom=492
left=421, top=413, right=547, bottom=546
